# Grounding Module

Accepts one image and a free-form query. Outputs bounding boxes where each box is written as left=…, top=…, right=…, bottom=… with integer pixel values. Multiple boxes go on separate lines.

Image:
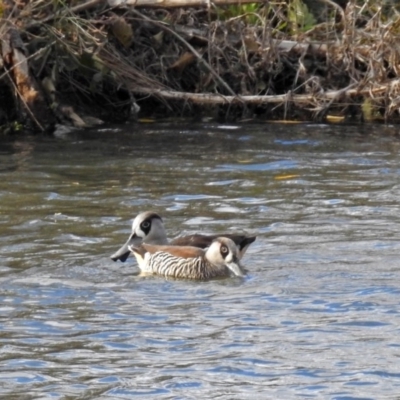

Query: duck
left=111, top=211, right=256, bottom=262
left=129, top=237, right=245, bottom=280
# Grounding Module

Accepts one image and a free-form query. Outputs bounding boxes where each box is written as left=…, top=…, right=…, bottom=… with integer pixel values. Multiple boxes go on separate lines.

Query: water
left=1, top=123, right=400, bottom=399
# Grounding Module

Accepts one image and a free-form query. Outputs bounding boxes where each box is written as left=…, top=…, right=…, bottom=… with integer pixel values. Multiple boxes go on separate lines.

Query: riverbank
left=1, top=0, right=399, bottom=132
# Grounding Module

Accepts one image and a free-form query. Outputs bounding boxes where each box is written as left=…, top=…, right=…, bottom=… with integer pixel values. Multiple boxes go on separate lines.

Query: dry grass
left=3, top=0, right=400, bottom=123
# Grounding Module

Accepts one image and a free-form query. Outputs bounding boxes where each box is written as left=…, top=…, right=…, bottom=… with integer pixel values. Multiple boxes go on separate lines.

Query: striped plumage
left=111, top=211, right=256, bottom=262
left=129, top=237, right=245, bottom=280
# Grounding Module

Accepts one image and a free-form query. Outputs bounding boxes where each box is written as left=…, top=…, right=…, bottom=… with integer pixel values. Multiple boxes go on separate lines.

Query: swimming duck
left=129, top=237, right=245, bottom=280
left=111, top=211, right=256, bottom=262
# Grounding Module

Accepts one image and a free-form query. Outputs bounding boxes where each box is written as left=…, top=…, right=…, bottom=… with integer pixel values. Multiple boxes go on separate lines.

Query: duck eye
left=221, top=246, right=228, bottom=254
left=141, top=221, right=150, bottom=229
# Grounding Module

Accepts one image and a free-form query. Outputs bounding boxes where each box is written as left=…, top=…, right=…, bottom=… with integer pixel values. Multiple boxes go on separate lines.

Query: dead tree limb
left=109, top=0, right=267, bottom=8
left=131, top=79, right=396, bottom=105
left=1, top=28, right=56, bottom=131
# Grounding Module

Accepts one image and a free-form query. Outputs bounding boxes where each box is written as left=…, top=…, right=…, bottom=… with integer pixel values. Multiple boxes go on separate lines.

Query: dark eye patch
left=220, top=245, right=229, bottom=258
left=140, top=220, right=151, bottom=233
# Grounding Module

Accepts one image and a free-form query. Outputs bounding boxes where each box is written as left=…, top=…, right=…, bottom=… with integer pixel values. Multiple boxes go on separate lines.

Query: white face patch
left=137, top=228, right=146, bottom=238
left=132, top=219, right=146, bottom=238
left=225, top=252, right=233, bottom=263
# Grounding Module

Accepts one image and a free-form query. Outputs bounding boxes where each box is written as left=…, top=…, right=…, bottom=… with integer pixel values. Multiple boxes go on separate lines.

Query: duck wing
left=171, top=234, right=256, bottom=255
left=140, top=243, right=204, bottom=259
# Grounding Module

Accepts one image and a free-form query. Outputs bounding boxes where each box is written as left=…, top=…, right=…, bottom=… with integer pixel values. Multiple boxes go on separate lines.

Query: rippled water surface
left=2, top=123, right=400, bottom=399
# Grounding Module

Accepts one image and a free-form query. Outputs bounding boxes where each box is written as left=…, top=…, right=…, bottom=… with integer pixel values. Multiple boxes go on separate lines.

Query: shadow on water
left=1, top=122, right=400, bottom=398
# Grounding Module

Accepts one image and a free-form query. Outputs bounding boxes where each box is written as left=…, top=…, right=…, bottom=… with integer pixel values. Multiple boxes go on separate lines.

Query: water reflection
left=1, top=123, right=400, bottom=398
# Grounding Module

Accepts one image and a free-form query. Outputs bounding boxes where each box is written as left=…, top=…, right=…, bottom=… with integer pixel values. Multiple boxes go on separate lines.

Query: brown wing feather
left=141, top=243, right=204, bottom=259
left=172, top=235, right=214, bottom=248
left=172, top=234, right=256, bottom=251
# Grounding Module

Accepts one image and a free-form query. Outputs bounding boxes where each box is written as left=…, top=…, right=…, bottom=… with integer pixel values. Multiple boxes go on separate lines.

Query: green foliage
left=50, top=0, right=68, bottom=12
left=216, top=3, right=266, bottom=25
left=217, top=0, right=318, bottom=34
left=362, top=98, right=382, bottom=121
left=0, top=121, right=24, bottom=135
left=287, top=0, right=317, bottom=34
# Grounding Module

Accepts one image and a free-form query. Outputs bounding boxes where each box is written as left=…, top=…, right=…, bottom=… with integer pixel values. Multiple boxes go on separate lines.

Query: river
left=1, top=122, right=400, bottom=398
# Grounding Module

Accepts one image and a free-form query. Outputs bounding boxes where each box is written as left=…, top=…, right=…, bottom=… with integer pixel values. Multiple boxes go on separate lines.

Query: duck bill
left=110, top=233, right=142, bottom=262
left=227, top=260, right=245, bottom=277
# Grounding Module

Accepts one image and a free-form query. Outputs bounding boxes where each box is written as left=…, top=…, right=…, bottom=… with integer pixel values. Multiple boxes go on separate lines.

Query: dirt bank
left=1, top=0, right=400, bottom=132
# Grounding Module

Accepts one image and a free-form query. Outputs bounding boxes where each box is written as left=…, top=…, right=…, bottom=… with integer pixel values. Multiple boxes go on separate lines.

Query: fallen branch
left=131, top=79, right=399, bottom=105
left=109, top=0, right=267, bottom=8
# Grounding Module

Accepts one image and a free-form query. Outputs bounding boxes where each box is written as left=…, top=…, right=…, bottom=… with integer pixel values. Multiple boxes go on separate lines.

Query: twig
left=26, top=0, right=105, bottom=31
left=318, top=0, right=345, bottom=22
left=130, top=79, right=400, bottom=105
left=130, top=9, right=239, bottom=99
